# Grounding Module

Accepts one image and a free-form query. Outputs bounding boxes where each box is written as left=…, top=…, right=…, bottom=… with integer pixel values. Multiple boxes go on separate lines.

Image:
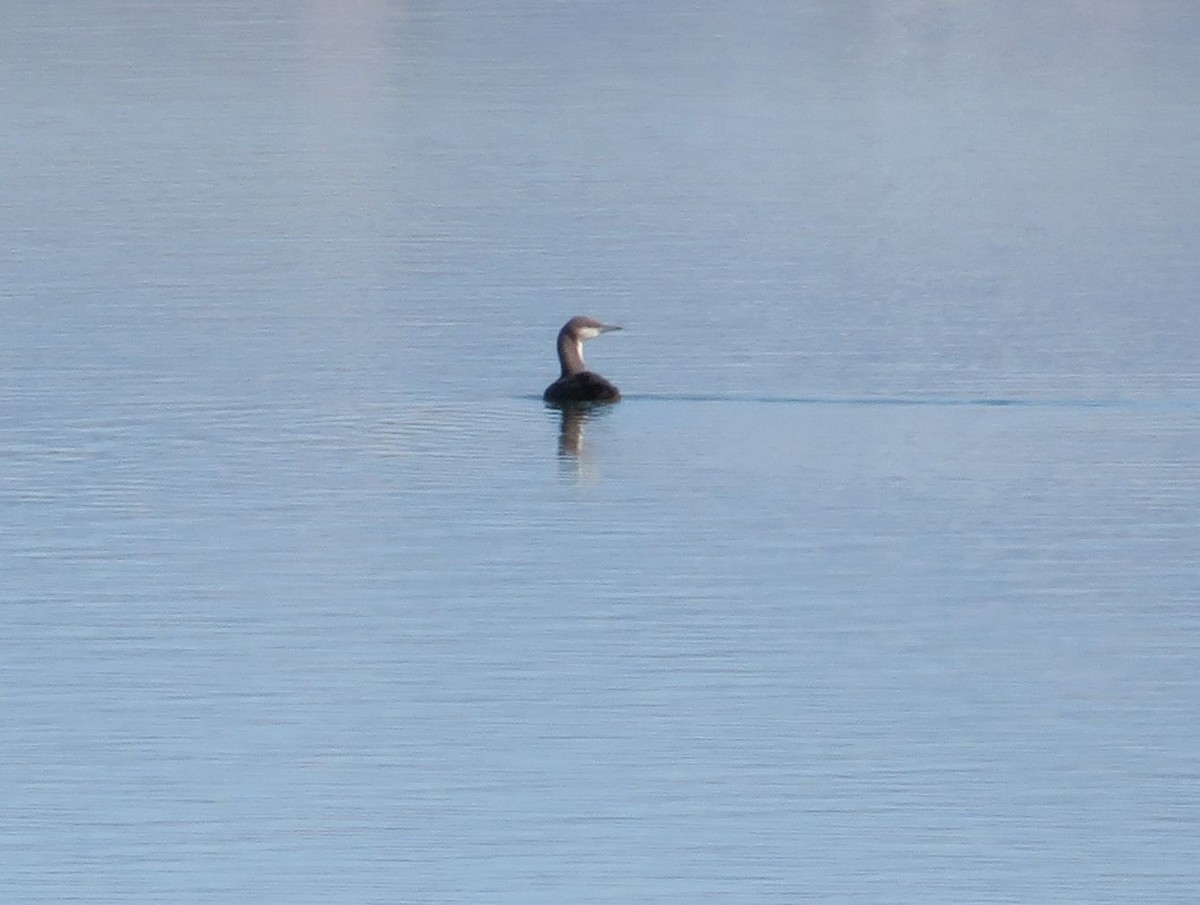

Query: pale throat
left=557, top=332, right=588, bottom=377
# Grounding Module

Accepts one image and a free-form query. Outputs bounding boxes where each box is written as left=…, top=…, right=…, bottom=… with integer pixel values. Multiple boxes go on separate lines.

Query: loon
left=543, top=316, right=622, bottom=405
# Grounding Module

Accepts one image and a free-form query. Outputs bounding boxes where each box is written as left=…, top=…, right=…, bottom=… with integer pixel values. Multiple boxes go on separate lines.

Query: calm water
left=4, top=2, right=1200, bottom=902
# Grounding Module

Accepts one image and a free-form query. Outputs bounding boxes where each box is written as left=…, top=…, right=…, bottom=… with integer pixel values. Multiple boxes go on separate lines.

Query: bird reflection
left=557, top=404, right=588, bottom=457
left=553, top=402, right=613, bottom=460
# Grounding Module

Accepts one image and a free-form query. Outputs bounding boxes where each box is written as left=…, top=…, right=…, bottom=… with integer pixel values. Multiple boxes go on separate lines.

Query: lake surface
left=3, top=2, right=1200, bottom=902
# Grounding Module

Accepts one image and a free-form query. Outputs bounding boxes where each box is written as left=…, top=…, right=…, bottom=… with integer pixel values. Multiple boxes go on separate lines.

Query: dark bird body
left=542, top=316, right=622, bottom=405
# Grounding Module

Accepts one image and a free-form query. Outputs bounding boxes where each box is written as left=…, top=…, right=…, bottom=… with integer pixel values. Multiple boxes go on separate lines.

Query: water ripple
left=621, top=394, right=1200, bottom=412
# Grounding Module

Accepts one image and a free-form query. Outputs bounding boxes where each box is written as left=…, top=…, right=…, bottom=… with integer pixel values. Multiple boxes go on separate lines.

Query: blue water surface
left=3, top=2, right=1199, bottom=902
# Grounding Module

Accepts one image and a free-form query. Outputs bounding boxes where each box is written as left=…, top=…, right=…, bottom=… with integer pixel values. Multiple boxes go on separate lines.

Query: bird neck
left=557, top=331, right=586, bottom=377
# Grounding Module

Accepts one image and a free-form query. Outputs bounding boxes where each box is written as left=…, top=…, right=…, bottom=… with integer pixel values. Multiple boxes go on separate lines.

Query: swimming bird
left=542, top=315, right=622, bottom=405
